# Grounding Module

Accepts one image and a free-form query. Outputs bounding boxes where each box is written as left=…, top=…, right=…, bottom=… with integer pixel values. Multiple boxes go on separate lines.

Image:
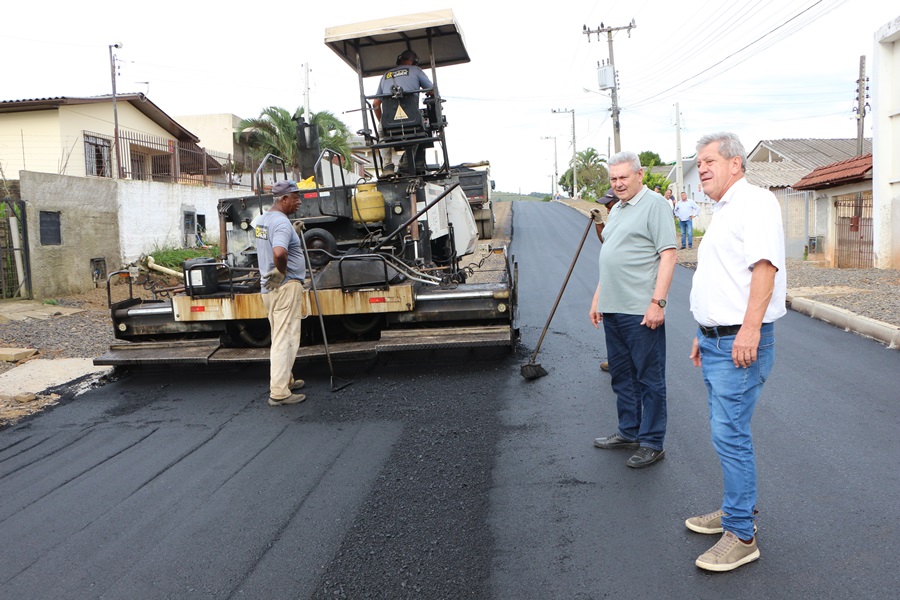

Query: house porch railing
left=84, top=130, right=254, bottom=190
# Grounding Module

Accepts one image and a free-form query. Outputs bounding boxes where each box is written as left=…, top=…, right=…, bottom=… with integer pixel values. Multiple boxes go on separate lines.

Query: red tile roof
left=792, top=153, right=872, bottom=190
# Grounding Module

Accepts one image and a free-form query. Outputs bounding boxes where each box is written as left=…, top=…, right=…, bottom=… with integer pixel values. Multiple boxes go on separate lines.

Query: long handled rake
left=521, top=211, right=599, bottom=380
left=299, top=227, right=353, bottom=392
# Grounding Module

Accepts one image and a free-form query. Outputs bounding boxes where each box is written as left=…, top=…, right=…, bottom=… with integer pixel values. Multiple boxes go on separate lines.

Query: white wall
left=174, top=113, right=241, bottom=155
left=873, top=16, right=900, bottom=268
left=116, top=179, right=226, bottom=263
left=0, top=110, right=63, bottom=176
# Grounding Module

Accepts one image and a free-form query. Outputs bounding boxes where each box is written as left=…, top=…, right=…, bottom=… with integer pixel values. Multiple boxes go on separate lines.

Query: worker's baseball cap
left=272, top=180, right=300, bottom=196
left=600, top=189, right=617, bottom=207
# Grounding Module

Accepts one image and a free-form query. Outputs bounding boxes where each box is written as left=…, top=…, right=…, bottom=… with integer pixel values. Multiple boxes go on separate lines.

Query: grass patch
left=149, top=245, right=221, bottom=270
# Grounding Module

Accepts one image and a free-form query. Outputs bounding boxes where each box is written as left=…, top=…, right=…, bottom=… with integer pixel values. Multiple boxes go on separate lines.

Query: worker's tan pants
left=263, top=280, right=304, bottom=400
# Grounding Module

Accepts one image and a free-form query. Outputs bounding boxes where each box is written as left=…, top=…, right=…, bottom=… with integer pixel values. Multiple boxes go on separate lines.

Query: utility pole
left=854, top=56, right=870, bottom=156
left=584, top=20, right=636, bottom=154
left=675, top=103, right=684, bottom=197
left=541, top=136, right=558, bottom=198
left=303, top=63, right=311, bottom=116
left=552, top=109, right=576, bottom=199
left=108, top=43, right=123, bottom=179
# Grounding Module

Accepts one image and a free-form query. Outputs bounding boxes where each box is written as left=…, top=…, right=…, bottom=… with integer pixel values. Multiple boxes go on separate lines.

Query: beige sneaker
left=686, top=509, right=758, bottom=534
left=686, top=509, right=726, bottom=534
left=268, top=393, right=306, bottom=406
left=695, top=531, right=760, bottom=572
left=289, top=377, right=305, bottom=391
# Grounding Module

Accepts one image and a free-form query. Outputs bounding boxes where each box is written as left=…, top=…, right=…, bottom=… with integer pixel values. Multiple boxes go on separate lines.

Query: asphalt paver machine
left=96, top=10, right=518, bottom=367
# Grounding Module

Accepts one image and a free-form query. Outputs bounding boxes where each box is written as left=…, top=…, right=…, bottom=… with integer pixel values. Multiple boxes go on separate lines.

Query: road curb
left=788, top=296, right=900, bottom=349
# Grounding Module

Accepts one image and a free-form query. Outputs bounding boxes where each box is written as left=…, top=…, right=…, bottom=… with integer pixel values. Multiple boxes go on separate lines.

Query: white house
left=873, top=15, right=900, bottom=268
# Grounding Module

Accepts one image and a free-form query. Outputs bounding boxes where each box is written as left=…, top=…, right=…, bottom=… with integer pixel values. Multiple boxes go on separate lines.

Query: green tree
left=639, top=150, right=663, bottom=167
left=558, top=147, right=609, bottom=201
left=236, top=106, right=353, bottom=180
left=635, top=149, right=671, bottom=194
left=642, top=170, right=671, bottom=192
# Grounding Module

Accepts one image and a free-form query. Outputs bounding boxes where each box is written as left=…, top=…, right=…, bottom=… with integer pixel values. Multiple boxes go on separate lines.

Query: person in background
left=673, top=191, right=701, bottom=249
left=664, top=188, right=676, bottom=211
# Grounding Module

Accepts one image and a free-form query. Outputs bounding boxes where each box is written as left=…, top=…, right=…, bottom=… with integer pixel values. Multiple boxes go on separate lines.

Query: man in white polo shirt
left=685, top=132, right=787, bottom=572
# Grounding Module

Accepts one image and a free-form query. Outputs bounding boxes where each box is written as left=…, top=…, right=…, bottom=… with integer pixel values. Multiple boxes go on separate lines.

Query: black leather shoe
left=593, top=433, right=639, bottom=450
left=626, top=446, right=665, bottom=468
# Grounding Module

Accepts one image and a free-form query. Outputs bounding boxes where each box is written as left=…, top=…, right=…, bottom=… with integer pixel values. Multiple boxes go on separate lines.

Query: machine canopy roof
left=324, top=9, right=470, bottom=78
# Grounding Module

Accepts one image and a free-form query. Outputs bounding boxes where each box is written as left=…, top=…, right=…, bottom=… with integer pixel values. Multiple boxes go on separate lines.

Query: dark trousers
left=602, top=313, right=668, bottom=450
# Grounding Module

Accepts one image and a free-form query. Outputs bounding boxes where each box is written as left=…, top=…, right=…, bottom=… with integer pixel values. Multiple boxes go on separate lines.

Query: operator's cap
left=272, top=180, right=300, bottom=196
left=600, top=188, right=617, bottom=208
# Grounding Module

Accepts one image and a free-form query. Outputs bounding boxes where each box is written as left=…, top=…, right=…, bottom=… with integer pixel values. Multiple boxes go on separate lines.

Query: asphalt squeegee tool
left=521, top=210, right=602, bottom=380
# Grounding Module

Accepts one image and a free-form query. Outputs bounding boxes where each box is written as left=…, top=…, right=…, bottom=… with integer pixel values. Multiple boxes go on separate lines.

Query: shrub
left=149, top=245, right=221, bottom=270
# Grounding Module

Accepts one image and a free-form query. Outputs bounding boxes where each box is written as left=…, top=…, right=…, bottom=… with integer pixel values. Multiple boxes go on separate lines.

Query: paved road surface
left=1, top=201, right=897, bottom=599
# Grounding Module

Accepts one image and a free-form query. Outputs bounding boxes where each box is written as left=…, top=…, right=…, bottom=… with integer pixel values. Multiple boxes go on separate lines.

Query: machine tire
left=341, top=314, right=383, bottom=336
left=303, top=228, right=338, bottom=268
left=480, top=214, right=494, bottom=239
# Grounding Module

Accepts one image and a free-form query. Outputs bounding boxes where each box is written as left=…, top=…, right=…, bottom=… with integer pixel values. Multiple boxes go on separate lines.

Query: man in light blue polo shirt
left=589, top=151, right=677, bottom=468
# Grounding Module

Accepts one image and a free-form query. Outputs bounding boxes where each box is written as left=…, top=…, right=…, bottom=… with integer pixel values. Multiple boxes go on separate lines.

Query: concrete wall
left=19, top=171, right=233, bottom=297
left=19, top=171, right=120, bottom=298
left=873, top=16, right=900, bottom=268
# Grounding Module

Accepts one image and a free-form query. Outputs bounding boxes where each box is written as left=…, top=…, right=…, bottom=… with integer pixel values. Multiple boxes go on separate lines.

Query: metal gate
left=0, top=197, right=31, bottom=299
left=834, top=191, right=873, bottom=268
left=773, top=188, right=813, bottom=259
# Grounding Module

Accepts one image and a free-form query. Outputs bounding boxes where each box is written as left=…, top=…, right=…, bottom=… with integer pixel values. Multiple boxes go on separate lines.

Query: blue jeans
left=602, top=313, right=667, bottom=451
left=679, top=220, right=693, bottom=248
left=698, top=323, right=775, bottom=540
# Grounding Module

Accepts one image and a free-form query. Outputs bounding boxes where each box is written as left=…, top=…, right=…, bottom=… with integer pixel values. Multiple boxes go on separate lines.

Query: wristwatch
left=652, top=298, right=667, bottom=308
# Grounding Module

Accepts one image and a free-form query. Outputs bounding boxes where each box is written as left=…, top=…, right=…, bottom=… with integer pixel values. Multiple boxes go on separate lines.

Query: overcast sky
left=2, top=0, right=896, bottom=194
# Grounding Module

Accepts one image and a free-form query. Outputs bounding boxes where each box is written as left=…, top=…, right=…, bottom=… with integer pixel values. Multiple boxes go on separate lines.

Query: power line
left=626, top=0, right=848, bottom=110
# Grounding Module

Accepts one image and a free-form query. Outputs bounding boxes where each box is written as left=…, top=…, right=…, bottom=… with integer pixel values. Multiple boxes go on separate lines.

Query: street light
left=541, top=136, right=558, bottom=198
left=109, top=43, right=123, bottom=179
left=552, top=108, right=577, bottom=200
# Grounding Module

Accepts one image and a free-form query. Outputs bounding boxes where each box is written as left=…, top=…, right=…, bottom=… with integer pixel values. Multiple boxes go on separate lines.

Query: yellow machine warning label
left=386, top=68, right=409, bottom=79
left=394, top=105, right=409, bottom=120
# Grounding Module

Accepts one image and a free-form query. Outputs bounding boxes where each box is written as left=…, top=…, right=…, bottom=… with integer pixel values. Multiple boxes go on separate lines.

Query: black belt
left=698, top=324, right=742, bottom=338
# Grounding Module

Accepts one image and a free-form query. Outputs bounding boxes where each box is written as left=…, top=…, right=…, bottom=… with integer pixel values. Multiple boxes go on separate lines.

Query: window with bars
left=84, top=134, right=112, bottom=177
left=39, top=211, right=62, bottom=245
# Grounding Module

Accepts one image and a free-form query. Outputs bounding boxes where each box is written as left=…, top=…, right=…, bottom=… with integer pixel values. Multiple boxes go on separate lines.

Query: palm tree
left=308, top=110, right=353, bottom=169
left=559, top=147, right=609, bottom=201
left=236, top=106, right=353, bottom=181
